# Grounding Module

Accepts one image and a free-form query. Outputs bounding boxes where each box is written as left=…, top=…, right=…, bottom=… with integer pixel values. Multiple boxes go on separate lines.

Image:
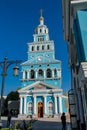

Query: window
left=48, top=101, right=53, bottom=112
left=38, top=37, right=44, bottom=42
left=40, top=29, right=42, bottom=33
left=38, top=69, right=43, bottom=76
left=31, top=65, right=33, bottom=68
left=40, top=37, right=44, bottom=41
left=54, top=69, right=57, bottom=77
left=47, top=45, right=50, bottom=50
left=30, top=70, right=35, bottom=79
left=28, top=102, right=33, bottom=111
left=37, top=46, right=40, bottom=50
left=31, top=46, right=34, bottom=51
left=25, top=71, right=27, bottom=79
left=45, top=30, right=46, bottom=33
left=42, top=45, right=44, bottom=50
left=47, top=68, right=52, bottom=78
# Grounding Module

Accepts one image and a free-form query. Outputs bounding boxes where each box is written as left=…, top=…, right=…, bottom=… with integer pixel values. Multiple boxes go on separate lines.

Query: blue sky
left=0, top=0, right=71, bottom=95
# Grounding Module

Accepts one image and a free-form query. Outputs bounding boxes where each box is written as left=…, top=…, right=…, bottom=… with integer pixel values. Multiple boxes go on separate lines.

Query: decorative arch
left=46, top=68, right=52, bottom=78
left=30, top=69, right=35, bottom=79
left=38, top=69, right=43, bottom=77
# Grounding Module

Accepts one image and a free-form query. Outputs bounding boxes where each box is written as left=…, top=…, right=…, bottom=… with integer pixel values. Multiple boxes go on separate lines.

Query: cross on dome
left=40, top=9, right=44, bottom=25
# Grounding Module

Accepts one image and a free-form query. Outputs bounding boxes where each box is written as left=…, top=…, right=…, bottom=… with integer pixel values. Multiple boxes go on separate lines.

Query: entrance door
left=38, top=102, right=43, bottom=118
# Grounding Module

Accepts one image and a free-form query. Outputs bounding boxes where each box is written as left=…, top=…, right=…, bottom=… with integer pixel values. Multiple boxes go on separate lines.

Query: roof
left=21, top=56, right=61, bottom=66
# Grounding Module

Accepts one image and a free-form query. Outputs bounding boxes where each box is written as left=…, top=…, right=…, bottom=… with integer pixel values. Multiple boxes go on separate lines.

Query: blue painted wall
left=74, top=10, right=87, bottom=63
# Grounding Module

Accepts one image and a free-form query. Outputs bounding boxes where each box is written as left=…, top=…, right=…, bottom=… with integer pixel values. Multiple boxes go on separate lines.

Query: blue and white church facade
left=18, top=13, right=68, bottom=118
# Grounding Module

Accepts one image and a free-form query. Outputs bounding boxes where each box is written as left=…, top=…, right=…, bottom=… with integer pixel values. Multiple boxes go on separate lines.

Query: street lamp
left=0, top=57, right=22, bottom=128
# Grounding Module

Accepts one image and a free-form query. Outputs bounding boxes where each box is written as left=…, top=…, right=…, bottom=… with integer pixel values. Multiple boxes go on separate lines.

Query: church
left=18, top=12, right=68, bottom=118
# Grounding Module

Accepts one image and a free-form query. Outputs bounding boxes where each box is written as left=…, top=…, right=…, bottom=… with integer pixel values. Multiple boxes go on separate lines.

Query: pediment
left=18, top=81, right=57, bottom=93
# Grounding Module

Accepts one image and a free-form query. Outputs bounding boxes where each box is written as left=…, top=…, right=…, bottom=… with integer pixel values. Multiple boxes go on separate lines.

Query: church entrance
left=38, top=102, right=43, bottom=118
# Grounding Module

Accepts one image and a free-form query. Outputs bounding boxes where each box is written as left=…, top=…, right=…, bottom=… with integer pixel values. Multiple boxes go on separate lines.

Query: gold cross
left=40, top=9, right=43, bottom=17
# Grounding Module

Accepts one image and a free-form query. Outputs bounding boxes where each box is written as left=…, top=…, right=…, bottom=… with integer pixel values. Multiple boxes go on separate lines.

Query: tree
left=4, top=91, right=19, bottom=113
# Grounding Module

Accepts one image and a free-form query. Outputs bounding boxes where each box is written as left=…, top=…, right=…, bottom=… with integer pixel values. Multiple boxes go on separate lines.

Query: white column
left=44, top=96, right=47, bottom=114
left=23, top=71, right=25, bottom=79
left=33, top=95, right=36, bottom=114
left=20, top=96, right=22, bottom=114
left=58, top=70, right=61, bottom=78
left=52, top=70, right=54, bottom=78
left=44, top=70, right=46, bottom=78
left=27, top=71, right=30, bottom=79
left=59, top=96, right=62, bottom=114
left=54, top=96, right=57, bottom=114
left=24, top=96, right=26, bottom=114
left=36, top=71, right=38, bottom=79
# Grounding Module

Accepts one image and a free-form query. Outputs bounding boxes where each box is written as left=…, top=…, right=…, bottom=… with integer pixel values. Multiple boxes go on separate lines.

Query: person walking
left=7, top=111, right=12, bottom=127
left=61, top=112, right=66, bottom=130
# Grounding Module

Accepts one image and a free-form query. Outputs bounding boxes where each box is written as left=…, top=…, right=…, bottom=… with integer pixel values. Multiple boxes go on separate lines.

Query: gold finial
left=40, top=9, right=44, bottom=23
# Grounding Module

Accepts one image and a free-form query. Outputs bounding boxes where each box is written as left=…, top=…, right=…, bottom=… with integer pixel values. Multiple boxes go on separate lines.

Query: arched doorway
left=38, top=102, right=43, bottom=118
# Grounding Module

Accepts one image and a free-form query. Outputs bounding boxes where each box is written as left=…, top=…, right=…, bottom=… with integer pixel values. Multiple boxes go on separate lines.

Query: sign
left=68, top=94, right=75, bottom=104
left=70, top=105, right=76, bottom=115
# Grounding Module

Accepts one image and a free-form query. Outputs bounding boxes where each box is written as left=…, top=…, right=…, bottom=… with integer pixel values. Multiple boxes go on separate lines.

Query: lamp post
left=0, top=57, right=22, bottom=128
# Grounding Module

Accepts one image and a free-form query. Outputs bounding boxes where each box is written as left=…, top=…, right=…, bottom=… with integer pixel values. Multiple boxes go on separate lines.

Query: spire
left=40, top=9, right=44, bottom=25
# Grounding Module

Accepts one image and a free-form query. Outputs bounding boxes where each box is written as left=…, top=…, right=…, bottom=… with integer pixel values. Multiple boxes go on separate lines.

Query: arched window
left=37, top=46, right=40, bottom=50
left=47, top=68, right=52, bottom=78
left=31, top=46, right=34, bottom=51
left=42, top=45, right=44, bottom=50
left=38, top=69, right=43, bottom=76
left=30, top=70, right=35, bottom=79
left=45, top=30, right=46, bottom=33
left=28, top=102, right=33, bottom=112
left=47, top=45, right=50, bottom=50
left=25, top=71, right=27, bottom=79
left=40, top=29, right=42, bottom=33
left=54, top=69, right=57, bottom=77
left=48, top=101, right=53, bottom=113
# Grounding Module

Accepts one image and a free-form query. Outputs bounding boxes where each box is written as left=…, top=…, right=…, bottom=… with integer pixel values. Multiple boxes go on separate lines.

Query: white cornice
left=71, top=0, right=87, bottom=4
left=27, top=40, right=54, bottom=45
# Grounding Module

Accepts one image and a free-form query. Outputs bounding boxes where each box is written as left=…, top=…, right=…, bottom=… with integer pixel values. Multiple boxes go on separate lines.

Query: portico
left=19, top=82, right=63, bottom=118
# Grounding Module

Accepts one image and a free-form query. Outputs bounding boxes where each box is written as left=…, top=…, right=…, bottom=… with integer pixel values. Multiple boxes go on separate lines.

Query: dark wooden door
left=38, top=102, right=43, bottom=118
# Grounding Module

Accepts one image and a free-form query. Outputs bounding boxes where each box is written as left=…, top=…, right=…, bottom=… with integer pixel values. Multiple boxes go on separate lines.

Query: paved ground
left=32, top=118, right=71, bottom=130
left=1, top=116, right=71, bottom=130
left=32, top=118, right=62, bottom=130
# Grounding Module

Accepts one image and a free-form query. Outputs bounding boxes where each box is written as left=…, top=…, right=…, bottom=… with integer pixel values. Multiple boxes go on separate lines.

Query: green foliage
left=4, top=91, right=19, bottom=109
left=13, top=121, right=21, bottom=129
left=1, top=128, right=9, bottom=130
left=7, top=91, right=19, bottom=101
